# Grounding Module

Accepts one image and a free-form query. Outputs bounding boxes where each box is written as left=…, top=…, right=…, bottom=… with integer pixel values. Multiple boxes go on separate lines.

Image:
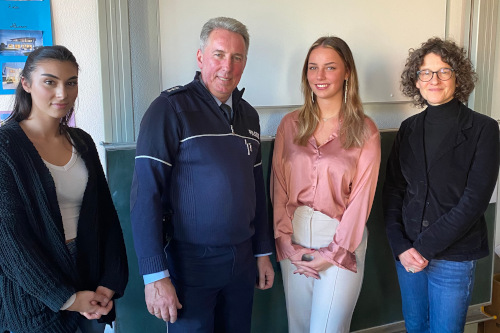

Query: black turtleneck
left=424, top=98, right=460, bottom=166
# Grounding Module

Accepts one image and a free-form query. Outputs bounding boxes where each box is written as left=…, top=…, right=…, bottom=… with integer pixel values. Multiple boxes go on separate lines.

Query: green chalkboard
left=105, top=146, right=164, bottom=332
left=105, top=130, right=495, bottom=332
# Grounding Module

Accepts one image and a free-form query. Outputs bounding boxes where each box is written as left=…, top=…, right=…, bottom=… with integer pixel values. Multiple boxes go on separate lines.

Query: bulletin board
left=0, top=0, right=53, bottom=95
left=159, top=0, right=447, bottom=106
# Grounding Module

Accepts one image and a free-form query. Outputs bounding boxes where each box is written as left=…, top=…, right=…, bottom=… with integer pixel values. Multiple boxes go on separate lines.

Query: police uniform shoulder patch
left=164, top=85, right=185, bottom=96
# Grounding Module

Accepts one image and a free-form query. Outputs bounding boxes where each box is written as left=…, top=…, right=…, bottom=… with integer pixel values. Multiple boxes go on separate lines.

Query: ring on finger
left=408, top=267, right=415, bottom=273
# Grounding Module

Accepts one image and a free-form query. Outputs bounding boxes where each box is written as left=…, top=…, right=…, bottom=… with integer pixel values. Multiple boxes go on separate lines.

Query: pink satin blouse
left=271, top=110, right=381, bottom=272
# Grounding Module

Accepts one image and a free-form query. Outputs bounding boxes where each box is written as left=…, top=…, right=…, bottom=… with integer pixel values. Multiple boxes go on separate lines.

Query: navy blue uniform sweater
left=130, top=72, right=273, bottom=275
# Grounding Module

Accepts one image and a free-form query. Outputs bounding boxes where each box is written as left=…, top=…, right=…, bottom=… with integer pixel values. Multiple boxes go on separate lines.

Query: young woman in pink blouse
left=271, top=36, right=381, bottom=332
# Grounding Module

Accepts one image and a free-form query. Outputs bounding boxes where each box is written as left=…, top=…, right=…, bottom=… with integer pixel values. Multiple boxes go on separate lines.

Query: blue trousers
left=166, top=239, right=256, bottom=333
left=395, top=259, right=476, bottom=333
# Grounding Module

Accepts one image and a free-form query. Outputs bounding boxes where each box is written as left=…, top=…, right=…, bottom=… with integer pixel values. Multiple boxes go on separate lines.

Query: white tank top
left=43, top=146, right=89, bottom=241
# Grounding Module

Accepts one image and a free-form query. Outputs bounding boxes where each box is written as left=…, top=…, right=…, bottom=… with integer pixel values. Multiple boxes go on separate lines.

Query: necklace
left=321, top=115, right=336, bottom=122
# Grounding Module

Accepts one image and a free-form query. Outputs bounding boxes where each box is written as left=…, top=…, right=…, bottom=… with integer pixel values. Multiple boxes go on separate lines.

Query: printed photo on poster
left=0, top=111, right=11, bottom=126
left=0, top=0, right=52, bottom=95
left=0, top=29, right=43, bottom=56
left=2, top=61, right=23, bottom=90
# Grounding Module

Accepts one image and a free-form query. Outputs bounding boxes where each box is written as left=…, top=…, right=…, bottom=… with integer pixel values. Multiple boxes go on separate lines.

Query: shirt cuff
left=275, top=235, right=304, bottom=261
left=318, top=244, right=357, bottom=273
left=255, top=252, right=272, bottom=257
left=61, top=293, right=76, bottom=310
left=143, top=270, right=170, bottom=285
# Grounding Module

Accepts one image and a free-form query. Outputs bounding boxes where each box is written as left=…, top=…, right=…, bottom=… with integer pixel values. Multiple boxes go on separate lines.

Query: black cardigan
left=384, top=102, right=499, bottom=262
left=0, top=121, right=128, bottom=333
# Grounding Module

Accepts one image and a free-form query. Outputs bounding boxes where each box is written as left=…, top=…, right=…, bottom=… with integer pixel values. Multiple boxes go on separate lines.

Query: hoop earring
left=344, top=78, right=349, bottom=104
left=311, top=92, right=315, bottom=103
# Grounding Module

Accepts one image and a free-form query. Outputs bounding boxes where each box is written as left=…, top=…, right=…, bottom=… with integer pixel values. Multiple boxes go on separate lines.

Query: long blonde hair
left=295, top=36, right=367, bottom=149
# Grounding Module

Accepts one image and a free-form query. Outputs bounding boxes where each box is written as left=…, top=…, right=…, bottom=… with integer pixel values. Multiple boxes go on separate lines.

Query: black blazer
left=384, top=102, right=499, bottom=261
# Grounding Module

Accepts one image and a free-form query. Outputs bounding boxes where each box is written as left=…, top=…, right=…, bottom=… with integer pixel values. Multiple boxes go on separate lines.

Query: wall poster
left=0, top=0, right=53, bottom=97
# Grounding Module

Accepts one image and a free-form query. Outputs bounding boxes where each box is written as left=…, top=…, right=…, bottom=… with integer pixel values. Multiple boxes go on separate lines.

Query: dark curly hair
left=400, top=37, right=477, bottom=107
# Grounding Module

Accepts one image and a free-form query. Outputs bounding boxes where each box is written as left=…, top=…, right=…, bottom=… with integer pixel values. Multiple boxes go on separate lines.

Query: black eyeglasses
left=416, top=68, right=455, bottom=82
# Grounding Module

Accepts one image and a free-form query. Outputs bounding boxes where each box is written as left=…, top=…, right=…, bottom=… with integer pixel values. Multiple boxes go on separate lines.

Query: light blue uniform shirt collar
left=199, top=75, right=233, bottom=110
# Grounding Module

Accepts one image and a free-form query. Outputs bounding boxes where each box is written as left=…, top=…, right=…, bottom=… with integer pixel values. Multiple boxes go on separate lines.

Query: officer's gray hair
left=199, top=17, right=249, bottom=55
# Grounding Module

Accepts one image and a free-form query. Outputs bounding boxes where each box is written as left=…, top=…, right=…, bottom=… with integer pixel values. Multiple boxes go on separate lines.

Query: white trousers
left=280, top=206, right=368, bottom=333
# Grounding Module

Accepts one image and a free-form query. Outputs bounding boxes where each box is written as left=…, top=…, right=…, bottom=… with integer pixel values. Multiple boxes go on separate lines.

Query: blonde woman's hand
left=289, top=248, right=320, bottom=279
left=291, top=250, right=336, bottom=279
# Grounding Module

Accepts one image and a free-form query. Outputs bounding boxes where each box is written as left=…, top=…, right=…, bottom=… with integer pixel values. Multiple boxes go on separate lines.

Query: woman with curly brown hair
left=383, top=37, right=499, bottom=332
left=272, top=36, right=381, bottom=332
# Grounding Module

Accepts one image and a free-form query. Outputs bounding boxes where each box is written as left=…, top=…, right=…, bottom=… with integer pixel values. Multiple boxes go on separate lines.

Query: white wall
left=0, top=0, right=106, bottom=163
left=159, top=0, right=447, bottom=107
left=491, top=4, right=500, bottom=123
left=153, top=0, right=472, bottom=136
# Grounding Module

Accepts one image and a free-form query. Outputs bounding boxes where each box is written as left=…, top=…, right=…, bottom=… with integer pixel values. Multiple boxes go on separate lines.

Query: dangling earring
left=311, top=92, right=315, bottom=103
left=344, top=78, right=349, bottom=104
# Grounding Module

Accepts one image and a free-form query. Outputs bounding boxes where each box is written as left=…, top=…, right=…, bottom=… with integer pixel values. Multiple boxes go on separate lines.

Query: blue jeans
left=395, top=259, right=476, bottom=333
